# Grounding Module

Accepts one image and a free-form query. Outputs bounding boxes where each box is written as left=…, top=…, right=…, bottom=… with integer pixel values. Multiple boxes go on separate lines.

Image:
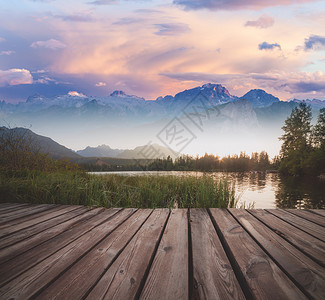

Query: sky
left=1, top=0, right=325, bottom=103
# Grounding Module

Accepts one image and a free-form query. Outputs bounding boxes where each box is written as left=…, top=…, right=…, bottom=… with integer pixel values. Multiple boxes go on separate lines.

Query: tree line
left=81, top=151, right=274, bottom=172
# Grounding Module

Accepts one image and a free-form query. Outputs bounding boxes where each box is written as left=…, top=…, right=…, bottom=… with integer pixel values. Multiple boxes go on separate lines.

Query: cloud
left=304, top=35, right=325, bottom=50
left=173, top=0, right=321, bottom=10
left=245, top=15, right=274, bottom=28
left=160, top=72, right=277, bottom=83
left=258, top=41, right=281, bottom=50
left=160, top=71, right=325, bottom=98
left=88, top=0, right=117, bottom=4
left=35, top=76, right=56, bottom=84
left=0, top=51, right=15, bottom=56
left=30, top=39, right=66, bottom=50
left=0, top=69, right=33, bottom=87
left=0, top=37, right=4, bottom=42
left=291, top=81, right=325, bottom=92
left=154, top=23, right=191, bottom=36
left=112, top=17, right=142, bottom=25
left=55, top=14, right=95, bottom=22
left=134, top=9, right=162, bottom=14
left=95, top=81, right=106, bottom=87
left=68, top=91, right=86, bottom=97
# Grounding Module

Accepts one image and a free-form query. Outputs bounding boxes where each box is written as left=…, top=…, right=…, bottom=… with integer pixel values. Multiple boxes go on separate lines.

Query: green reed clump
left=0, top=172, right=237, bottom=208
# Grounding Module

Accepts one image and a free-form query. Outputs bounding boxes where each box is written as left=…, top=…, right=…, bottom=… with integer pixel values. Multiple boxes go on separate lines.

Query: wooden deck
left=0, top=203, right=324, bottom=299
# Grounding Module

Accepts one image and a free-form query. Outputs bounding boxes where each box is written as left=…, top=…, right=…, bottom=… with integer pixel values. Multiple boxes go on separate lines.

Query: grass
left=0, top=171, right=238, bottom=208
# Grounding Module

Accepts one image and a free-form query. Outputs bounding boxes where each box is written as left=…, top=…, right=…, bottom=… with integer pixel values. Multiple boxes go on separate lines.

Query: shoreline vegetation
left=0, top=172, right=239, bottom=209
left=0, top=103, right=324, bottom=208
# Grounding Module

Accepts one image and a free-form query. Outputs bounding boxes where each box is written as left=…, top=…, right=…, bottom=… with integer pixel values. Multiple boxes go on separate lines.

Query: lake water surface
left=90, top=171, right=325, bottom=209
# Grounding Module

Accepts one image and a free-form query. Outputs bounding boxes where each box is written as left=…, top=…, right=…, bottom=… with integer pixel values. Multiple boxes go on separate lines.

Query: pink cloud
left=0, top=69, right=33, bottom=87
left=95, top=81, right=106, bottom=87
left=245, top=15, right=274, bottom=28
left=31, top=39, right=66, bottom=50
left=173, top=0, right=321, bottom=10
left=68, top=91, right=86, bottom=97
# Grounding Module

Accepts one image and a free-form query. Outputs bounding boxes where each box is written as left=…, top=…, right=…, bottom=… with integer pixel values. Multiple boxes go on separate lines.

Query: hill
left=0, top=127, right=80, bottom=160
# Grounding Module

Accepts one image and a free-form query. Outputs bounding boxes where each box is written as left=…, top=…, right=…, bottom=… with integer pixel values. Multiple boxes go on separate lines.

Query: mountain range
left=1, top=83, right=324, bottom=157
left=0, top=127, right=176, bottom=160
left=76, top=143, right=176, bottom=159
left=76, top=144, right=123, bottom=158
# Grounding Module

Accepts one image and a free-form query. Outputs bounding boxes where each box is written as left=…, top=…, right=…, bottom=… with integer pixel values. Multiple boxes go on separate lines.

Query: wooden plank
left=0, top=204, right=57, bottom=224
left=191, top=208, right=245, bottom=299
left=249, top=209, right=325, bottom=267
left=0, top=203, right=18, bottom=208
left=266, top=209, right=325, bottom=241
left=0, top=203, right=29, bottom=213
left=85, top=209, right=169, bottom=300
left=286, top=209, right=325, bottom=227
left=0, top=204, right=34, bottom=216
left=0, top=207, right=100, bottom=265
left=140, top=209, right=188, bottom=300
left=0, top=204, right=38, bottom=215
left=311, top=209, right=325, bottom=217
left=0, top=209, right=136, bottom=300
left=0, top=207, right=87, bottom=250
left=0, top=208, right=121, bottom=286
left=36, top=209, right=157, bottom=300
left=230, top=209, right=325, bottom=299
left=0, top=205, right=82, bottom=238
left=209, top=208, right=306, bottom=300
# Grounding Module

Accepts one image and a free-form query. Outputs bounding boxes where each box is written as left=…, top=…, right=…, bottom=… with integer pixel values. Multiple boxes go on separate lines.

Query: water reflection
left=90, top=171, right=325, bottom=209
left=275, top=176, right=325, bottom=209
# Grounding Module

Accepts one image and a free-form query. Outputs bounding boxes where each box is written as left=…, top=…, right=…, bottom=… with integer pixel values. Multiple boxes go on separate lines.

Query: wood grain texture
left=266, top=209, right=325, bottom=241
left=190, top=208, right=245, bottom=300
left=0, top=204, right=323, bottom=300
left=0, top=209, right=135, bottom=299
left=230, top=209, right=325, bottom=299
left=311, top=209, right=325, bottom=217
left=36, top=209, right=154, bottom=300
left=86, top=209, right=169, bottom=300
left=0, top=207, right=97, bottom=264
left=286, top=209, right=325, bottom=227
left=249, top=209, right=325, bottom=267
left=0, top=207, right=87, bottom=250
left=0, top=204, right=57, bottom=224
left=0, top=203, right=29, bottom=213
left=140, top=209, right=188, bottom=300
left=0, top=208, right=118, bottom=286
left=210, top=208, right=307, bottom=300
left=0, top=205, right=81, bottom=239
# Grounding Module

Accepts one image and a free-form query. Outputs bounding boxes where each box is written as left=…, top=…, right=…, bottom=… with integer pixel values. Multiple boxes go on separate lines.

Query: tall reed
left=0, top=172, right=237, bottom=208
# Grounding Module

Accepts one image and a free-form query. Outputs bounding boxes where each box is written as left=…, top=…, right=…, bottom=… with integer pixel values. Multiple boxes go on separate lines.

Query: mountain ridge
left=0, top=127, right=81, bottom=160
left=2, top=83, right=324, bottom=112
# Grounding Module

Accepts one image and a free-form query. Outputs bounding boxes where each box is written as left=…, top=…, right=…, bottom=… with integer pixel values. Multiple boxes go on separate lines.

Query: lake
left=90, top=171, right=325, bottom=209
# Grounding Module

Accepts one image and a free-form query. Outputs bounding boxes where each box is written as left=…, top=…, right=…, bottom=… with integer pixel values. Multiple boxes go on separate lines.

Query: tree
left=308, top=108, right=325, bottom=174
left=279, top=103, right=312, bottom=176
left=313, top=108, right=325, bottom=148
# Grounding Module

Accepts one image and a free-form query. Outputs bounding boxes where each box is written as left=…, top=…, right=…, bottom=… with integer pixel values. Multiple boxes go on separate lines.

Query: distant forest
left=81, top=151, right=276, bottom=172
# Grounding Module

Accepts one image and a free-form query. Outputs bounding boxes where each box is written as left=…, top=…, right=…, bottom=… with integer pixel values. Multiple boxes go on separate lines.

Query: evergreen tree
left=279, top=102, right=312, bottom=176
left=313, top=108, right=325, bottom=148
left=308, top=108, right=325, bottom=174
